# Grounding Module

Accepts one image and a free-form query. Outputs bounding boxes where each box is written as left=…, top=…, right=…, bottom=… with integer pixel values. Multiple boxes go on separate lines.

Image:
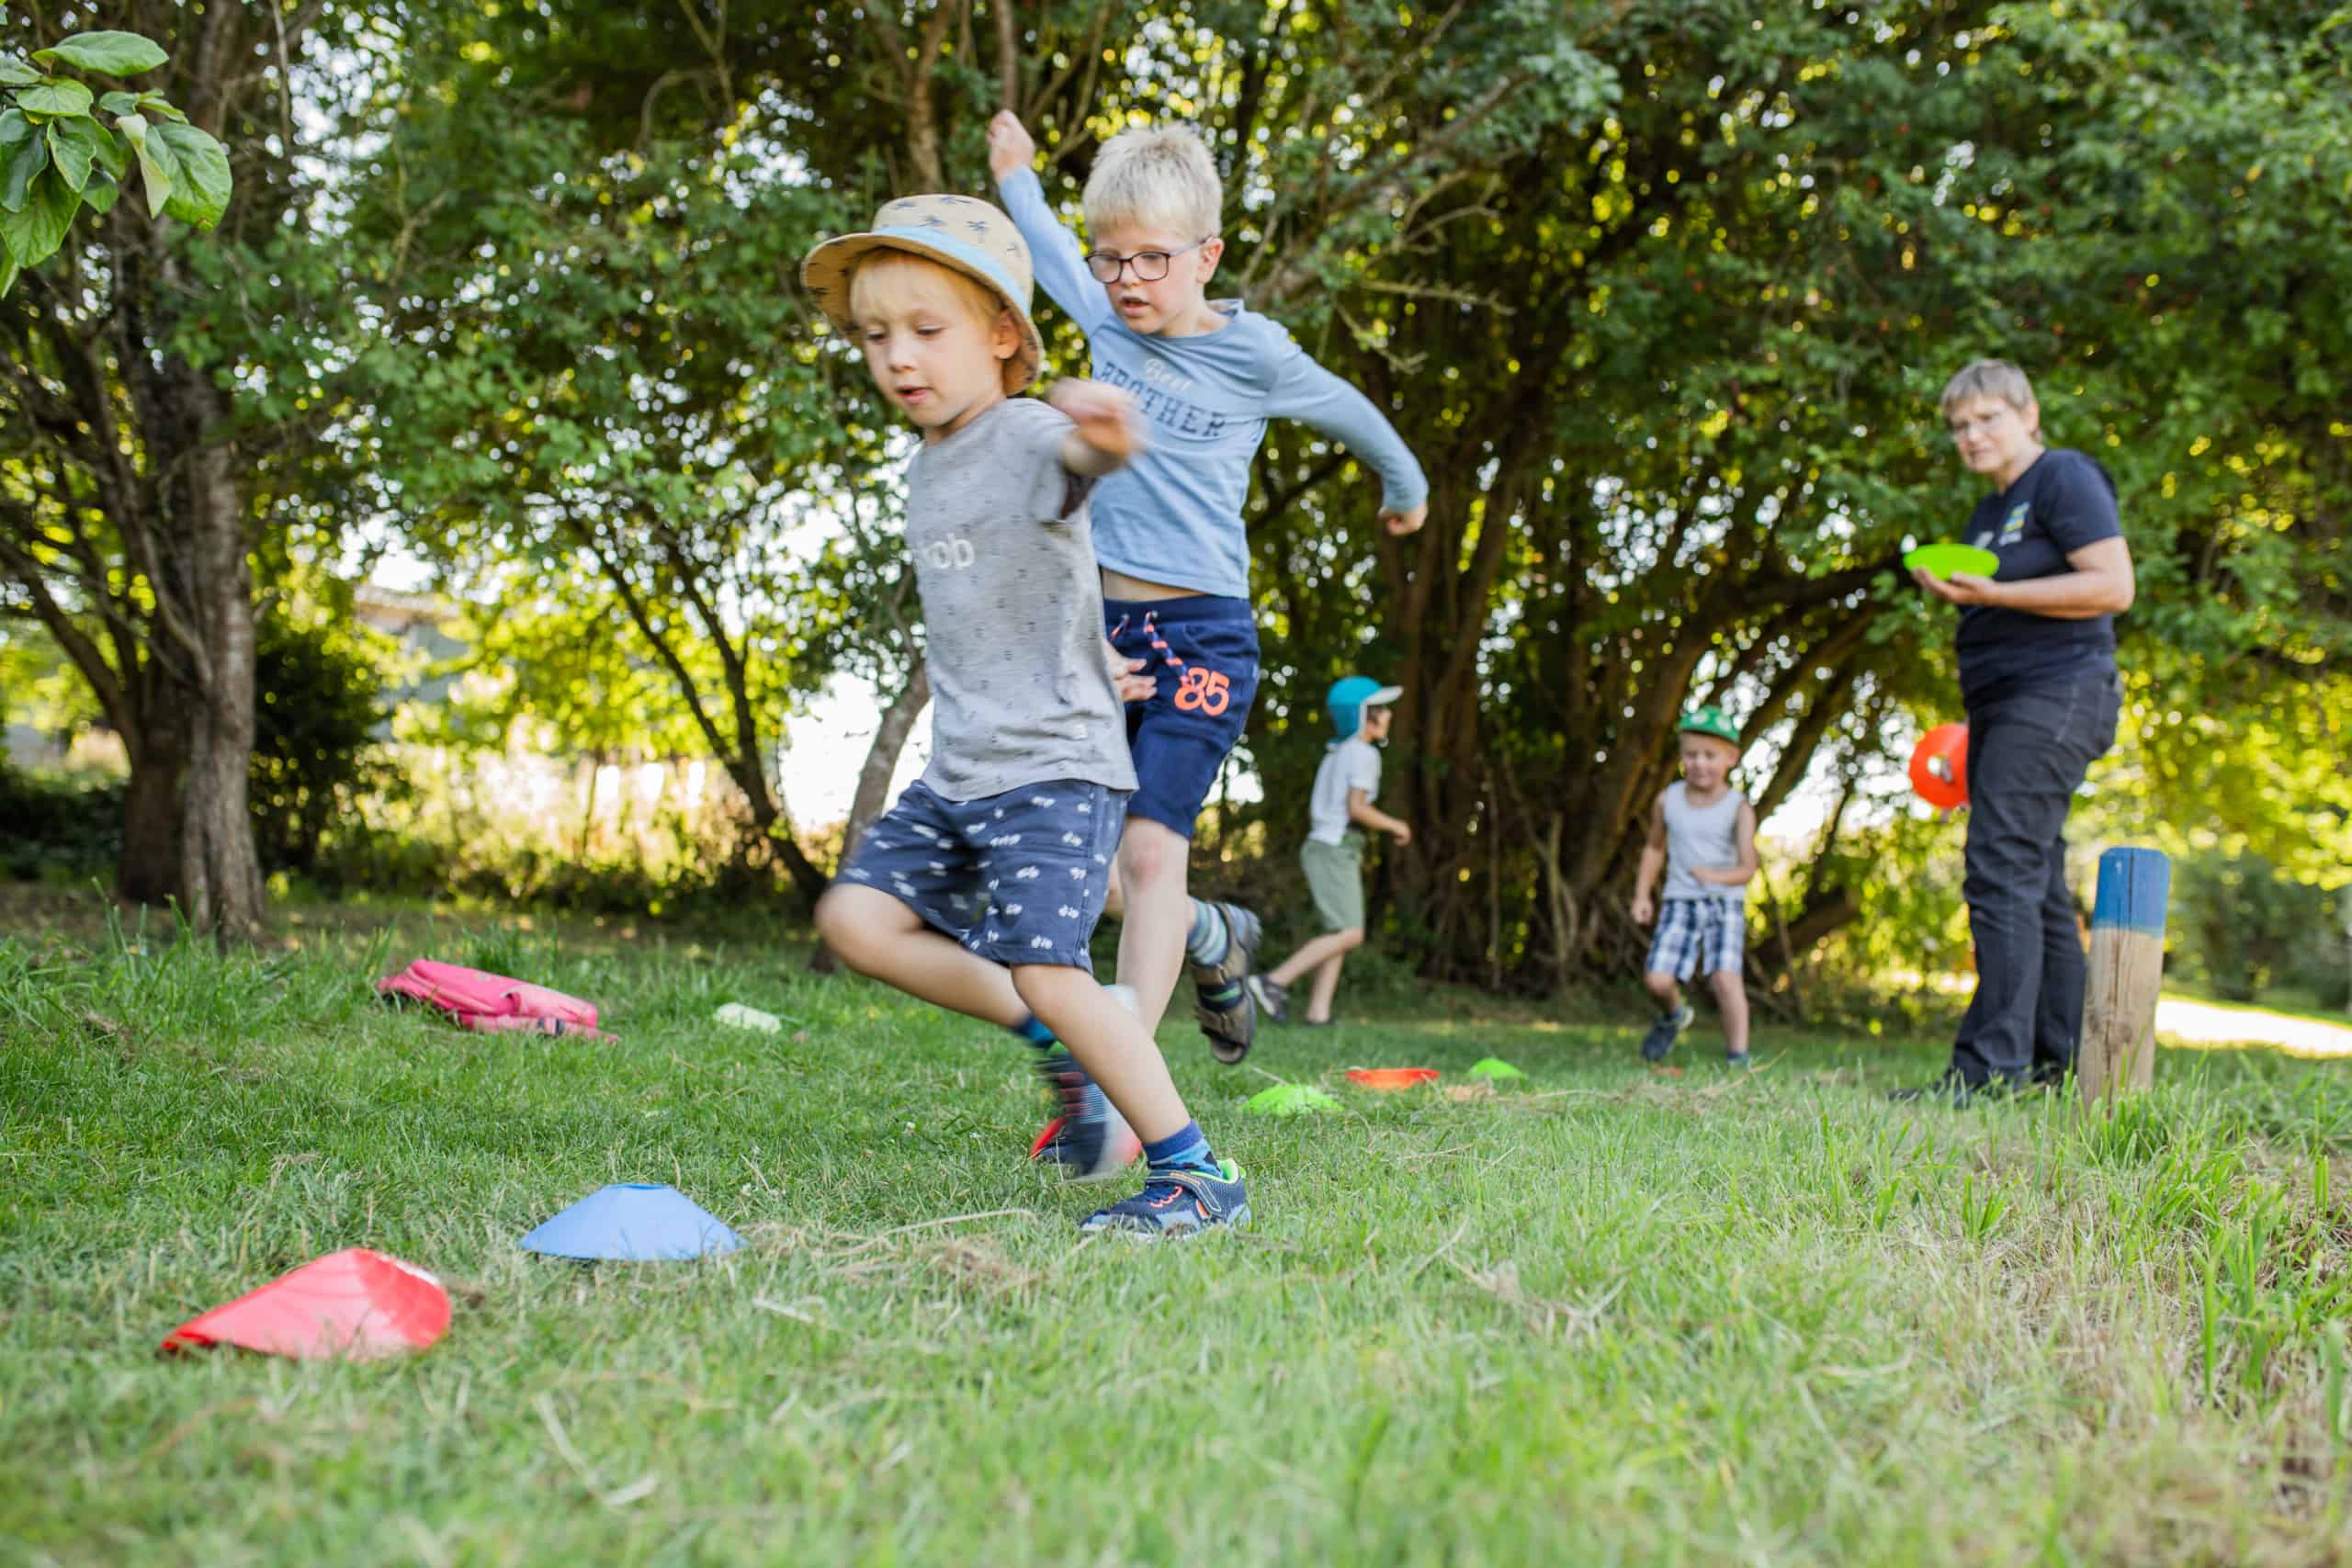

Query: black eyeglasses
left=1084, top=238, right=1211, bottom=284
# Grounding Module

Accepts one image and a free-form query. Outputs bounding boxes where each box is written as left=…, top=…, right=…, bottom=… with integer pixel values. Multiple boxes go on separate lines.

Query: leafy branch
left=0, top=29, right=231, bottom=295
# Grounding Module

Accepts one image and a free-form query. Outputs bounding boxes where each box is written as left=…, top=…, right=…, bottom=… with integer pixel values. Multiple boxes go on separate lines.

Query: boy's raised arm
left=1263, top=336, right=1430, bottom=536
left=989, top=113, right=1111, bottom=331
left=1046, top=379, right=1144, bottom=479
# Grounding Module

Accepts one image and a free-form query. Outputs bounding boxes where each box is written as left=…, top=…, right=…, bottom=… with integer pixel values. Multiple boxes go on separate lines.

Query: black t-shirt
left=1952, top=447, right=2123, bottom=708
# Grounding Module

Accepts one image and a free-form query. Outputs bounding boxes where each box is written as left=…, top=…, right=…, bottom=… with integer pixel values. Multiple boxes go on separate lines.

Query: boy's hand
left=1631, top=893, right=1655, bottom=926
left=1380, top=502, right=1428, bottom=537
left=1389, top=820, right=1412, bottom=848
left=988, top=112, right=1036, bottom=181
left=1104, top=637, right=1154, bottom=704
left=1049, top=378, right=1145, bottom=469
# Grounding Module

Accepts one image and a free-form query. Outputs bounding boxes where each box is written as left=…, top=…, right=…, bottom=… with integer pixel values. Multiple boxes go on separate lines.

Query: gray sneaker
left=1245, top=973, right=1290, bottom=1024
left=1190, top=901, right=1261, bottom=1065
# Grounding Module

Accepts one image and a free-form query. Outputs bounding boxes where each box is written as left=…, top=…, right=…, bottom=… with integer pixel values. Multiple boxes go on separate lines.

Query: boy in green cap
left=1629, top=705, right=1759, bottom=1067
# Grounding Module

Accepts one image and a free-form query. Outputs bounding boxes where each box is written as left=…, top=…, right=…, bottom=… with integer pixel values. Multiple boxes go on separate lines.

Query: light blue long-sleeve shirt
left=998, top=166, right=1429, bottom=599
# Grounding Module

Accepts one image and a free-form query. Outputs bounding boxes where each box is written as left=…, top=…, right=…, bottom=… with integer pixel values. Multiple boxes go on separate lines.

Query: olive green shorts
left=1300, top=833, right=1366, bottom=933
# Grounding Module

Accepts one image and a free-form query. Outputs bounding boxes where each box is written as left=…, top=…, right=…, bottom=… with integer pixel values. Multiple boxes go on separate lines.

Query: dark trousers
left=1951, top=671, right=2122, bottom=1087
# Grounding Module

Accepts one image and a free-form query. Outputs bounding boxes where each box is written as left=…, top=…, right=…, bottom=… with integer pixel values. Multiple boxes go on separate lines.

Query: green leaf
left=88, top=120, right=128, bottom=180
left=46, top=119, right=97, bottom=194
left=80, top=166, right=118, bottom=216
left=153, top=121, right=230, bottom=229
left=14, top=81, right=96, bottom=118
left=1, top=123, right=49, bottom=213
left=116, top=113, right=175, bottom=218
left=134, top=93, right=187, bottom=124
left=32, top=31, right=170, bottom=78
left=0, top=165, right=82, bottom=269
left=0, top=248, right=17, bottom=298
left=0, top=59, right=42, bottom=87
left=97, top=91, right=138, bottom=117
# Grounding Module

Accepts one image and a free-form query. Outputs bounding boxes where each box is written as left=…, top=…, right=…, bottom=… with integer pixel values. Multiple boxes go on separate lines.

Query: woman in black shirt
left=1895, top=359, right=2135, bottom=1102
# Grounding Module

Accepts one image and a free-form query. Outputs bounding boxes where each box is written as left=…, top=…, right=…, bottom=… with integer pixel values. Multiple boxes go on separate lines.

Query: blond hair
left=1083, top=123, right=1222, bottom=239
left=847, top=248, right=1009, bottom=333
left=1939, top=358, right=2036, bottom=418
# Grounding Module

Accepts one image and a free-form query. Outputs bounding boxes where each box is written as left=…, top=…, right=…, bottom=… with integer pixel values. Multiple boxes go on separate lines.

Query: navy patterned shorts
left=835, top=778, right=1131, bottom=971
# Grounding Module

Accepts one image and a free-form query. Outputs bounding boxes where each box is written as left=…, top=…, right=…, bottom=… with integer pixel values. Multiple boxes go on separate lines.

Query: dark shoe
left=1191, top=902, right=1262, bottom=1065
left=1639, top=1004, right=1694, bottom=1062
left=1888, top=1073, right=2007, bottom=1109
left=1245, top=972, right=1290, bottom=1025
left=1030, top=1053, right=1139, bottom=1180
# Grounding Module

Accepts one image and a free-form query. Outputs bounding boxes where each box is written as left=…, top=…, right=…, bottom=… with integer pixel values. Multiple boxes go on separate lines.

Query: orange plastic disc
left=1345, top=1067, right=1441, bottom=1091
left=1907, top=722, right=1969, bottom=811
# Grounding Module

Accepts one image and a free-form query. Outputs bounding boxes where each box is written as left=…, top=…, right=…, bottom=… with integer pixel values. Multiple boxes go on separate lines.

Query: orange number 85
left=1173, top=666, right=1232, bottom=716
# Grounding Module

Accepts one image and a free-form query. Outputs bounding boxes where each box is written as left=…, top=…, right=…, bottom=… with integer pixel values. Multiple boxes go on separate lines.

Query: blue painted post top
left=2090, top=847, right=2172, bottom=938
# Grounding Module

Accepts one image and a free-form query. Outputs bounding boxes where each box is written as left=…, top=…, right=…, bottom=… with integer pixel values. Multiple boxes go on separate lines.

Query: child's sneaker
left=1724, top=1051, right=1752, bottom=1070
left=1190, top=902, right=1262, bottom=1065
left=1245, top=973, right=1290, bottom=1024
left=1639, top=1003, right=1694, bottom=1062
left=1031, top=1054, right=1140, bottom=1181
left=1080, top=1159, right=1250, bottom=1238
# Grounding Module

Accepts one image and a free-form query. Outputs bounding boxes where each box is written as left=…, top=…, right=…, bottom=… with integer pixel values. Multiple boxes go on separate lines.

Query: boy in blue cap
left=1248, top=677, right=1411, bottom=1027
left=989, top=112, right=1429, bottom=1068
left=804, top=196, right=1249, bottom=1236
left=1629, top=705, right=1759, bottom=1067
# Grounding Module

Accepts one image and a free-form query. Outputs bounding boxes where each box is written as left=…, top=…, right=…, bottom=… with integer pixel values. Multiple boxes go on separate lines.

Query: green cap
left=1679, top=705, right=1741, bottom=745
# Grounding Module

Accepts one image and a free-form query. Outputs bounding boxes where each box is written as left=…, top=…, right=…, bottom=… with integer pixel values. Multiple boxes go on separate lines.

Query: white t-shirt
left=1308, top=738, right=1382, bottom=844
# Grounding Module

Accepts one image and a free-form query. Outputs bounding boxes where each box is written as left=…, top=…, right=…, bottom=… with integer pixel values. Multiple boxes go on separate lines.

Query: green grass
left=7, top=912, right=2352, bottom=1565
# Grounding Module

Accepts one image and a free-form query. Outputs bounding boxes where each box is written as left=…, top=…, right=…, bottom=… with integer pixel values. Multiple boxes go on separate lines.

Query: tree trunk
left=117, top=718, right=184, bottom=905
left=172, top=437, right=266, bottom=942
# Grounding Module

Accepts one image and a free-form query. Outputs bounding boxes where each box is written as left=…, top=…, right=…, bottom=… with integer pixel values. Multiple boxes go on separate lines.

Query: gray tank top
left=1662, top=782, right=1745, bottom=903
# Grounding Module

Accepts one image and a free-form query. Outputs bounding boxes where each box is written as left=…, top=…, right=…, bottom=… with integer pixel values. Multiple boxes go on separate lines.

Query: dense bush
left=250, top=613, right=400, bottom=883
left=2175, top=849, right=2347, bottom=1009
left=0, top=761, right=122, bottom=882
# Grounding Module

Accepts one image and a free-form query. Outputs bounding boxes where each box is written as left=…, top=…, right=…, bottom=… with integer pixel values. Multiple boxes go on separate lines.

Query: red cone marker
left=162, top=1247, right=451, bottom=1360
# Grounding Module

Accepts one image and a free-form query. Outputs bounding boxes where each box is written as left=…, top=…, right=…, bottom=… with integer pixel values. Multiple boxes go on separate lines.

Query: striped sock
left=1141, top=1120, right=1219, bottom=1178
left=1184, top=899, right=1229, bottom=968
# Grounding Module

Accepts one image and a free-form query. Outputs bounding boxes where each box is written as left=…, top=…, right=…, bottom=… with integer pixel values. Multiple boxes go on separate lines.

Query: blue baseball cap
left=1327, top=675, right=1404, bottom=741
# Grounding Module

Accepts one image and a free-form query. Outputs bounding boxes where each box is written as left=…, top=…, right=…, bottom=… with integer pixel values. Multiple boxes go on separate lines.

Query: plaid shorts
left=1644, top=898, right=1747, bottom=981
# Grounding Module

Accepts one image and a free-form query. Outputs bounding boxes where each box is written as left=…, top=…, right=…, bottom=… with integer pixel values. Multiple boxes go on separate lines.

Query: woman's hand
left=1911, top=566, right=2003, bottom=606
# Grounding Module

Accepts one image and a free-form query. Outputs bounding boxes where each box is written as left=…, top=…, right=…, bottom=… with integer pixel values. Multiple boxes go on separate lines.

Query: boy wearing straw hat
left=804, top=197, right=1250, bottom=1237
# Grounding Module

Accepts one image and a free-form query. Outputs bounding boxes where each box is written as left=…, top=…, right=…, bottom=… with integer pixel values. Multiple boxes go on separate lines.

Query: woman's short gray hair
left=1940, top=358, right=2036, bottom=417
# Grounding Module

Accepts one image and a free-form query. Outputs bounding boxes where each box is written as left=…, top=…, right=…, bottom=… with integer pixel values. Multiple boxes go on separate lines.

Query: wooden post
left=2079, top=847, right=2172, bottom=1106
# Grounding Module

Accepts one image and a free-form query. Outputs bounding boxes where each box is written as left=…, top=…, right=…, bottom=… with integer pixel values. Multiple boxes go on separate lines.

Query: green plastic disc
left=1904, top=542, right=1999, bottom=578
left=1467, top=1057, right=1528, bottom=1081
left=1245, top=1083, right=1343, bottom=1118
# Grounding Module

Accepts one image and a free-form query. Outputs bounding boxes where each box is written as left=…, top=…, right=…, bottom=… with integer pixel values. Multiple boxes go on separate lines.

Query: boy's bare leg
left=1113, top=817, right=1192, bottom=1031
left=815, top=885, right=1027, bottom=1028
left=1709, top=968, right=1750, bottom=1055
left=1644, top=970, right=1683, bottom=1014
left=1304, top=950, right=1349, bottom=1023
left=1012, top=964, right=1190, bottom=1142
left=1269, top=930, right=1362, bottom=990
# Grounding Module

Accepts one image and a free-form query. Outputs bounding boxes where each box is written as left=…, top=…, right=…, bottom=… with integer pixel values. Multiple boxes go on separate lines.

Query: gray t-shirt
left=904, top=397, right=1137, bottom=801
left=1662, top=781, right=1747, bottom=904
left=1307, top=737, right=1382, bottom=844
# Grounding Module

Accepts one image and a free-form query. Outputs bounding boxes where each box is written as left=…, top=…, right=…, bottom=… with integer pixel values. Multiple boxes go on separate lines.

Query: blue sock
left=1184, top=900, right=1229, bottom=968
left=1009, top=1014, right=1056, bottom=1054
left=1141, top=1120, right=1219, bottom=1178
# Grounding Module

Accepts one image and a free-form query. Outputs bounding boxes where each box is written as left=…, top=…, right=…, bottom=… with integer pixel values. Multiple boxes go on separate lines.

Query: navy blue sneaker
left=1080, top=1160, right=1250, bottom=1238
left=1639, top=1003, right=1694, bottom=1062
